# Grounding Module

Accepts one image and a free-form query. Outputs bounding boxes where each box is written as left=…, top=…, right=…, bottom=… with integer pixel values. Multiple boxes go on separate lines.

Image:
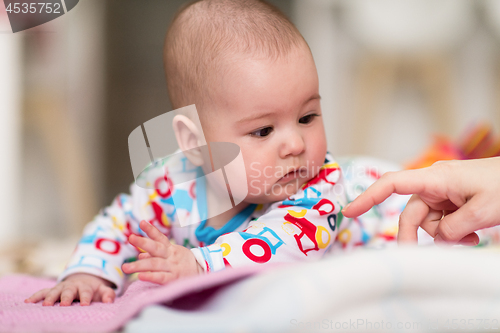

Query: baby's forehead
left=192, top=43, right=315, bottom=129
left=164, top=0, right=309, bottom=113
left=209, top=43, right=311, bottom=86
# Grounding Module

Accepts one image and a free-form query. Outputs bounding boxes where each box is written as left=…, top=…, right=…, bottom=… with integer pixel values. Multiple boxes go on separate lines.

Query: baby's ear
left=172, top=114, right=206, bottom=167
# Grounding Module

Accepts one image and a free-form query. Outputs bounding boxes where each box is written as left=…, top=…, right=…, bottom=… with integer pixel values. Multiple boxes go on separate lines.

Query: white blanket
left=125, top=246, right=500, bottom=333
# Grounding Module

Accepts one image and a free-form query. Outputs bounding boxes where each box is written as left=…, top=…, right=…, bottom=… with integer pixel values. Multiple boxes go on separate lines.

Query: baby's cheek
left=247, top=173, right=281, bottom=201
left=247, top=174, right=267, bottom=196
left=306, top=129, right=327, bottom=162
left=245, top=163, right=264, bottom=182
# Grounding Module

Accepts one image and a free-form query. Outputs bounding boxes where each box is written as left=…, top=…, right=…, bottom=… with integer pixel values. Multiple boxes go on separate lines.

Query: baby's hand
left=122, top=220, right=203, bottom=284
left=24, top=273, right=115, bottom=306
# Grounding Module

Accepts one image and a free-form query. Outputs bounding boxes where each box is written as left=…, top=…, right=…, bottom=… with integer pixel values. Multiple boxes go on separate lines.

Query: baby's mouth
left=277, top=168, right=306, bottom=183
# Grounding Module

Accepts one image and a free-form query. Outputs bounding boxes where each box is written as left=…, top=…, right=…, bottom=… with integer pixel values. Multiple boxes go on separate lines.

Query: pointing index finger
left=342, top=168, right=428, bottom=218
left=139, top=220, right=171, bottom=246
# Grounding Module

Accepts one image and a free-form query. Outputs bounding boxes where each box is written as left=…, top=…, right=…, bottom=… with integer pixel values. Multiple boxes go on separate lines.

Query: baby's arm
left=191, top=170, right=347, bottom=272
left=122, top=160, right=346, bottom=277
left=26, top=180, right=173, bottom=305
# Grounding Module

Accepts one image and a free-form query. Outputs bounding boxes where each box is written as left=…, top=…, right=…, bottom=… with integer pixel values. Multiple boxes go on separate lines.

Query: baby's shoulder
left=134, top=149, right=200, bottom=189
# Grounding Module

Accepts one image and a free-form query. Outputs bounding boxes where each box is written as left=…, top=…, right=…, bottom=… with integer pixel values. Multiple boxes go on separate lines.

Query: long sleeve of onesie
left=57, top=180, right=174, bottom=295
left=192, top=156, right=344, bottom=272
left=191, top=155, right=410, bottom=273
left=332, top=156, right=412, bottom=250
left=58, top=152, right=410, bottom=291
left=57, top=152, right=204, bottom=294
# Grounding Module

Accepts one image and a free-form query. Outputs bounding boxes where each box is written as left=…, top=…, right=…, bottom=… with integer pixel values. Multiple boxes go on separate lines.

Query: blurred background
left=0, top=0, right=499, bottom=277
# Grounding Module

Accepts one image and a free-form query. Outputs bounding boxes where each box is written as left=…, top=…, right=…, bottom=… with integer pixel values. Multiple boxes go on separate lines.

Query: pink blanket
left=0, top=264, right=277, bottom=333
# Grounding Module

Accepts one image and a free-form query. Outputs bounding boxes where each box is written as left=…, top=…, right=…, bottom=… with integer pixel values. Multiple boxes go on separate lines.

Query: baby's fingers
left=77, top=285, right=94, bottom=306
left=138, top=271, right=175, bottom=285
left=139, top=220, right=171, bottom=245
left=25, top=288, right=51, bottom=304
left=138, top=252, right=151, bottom=260
left=122, top=257, right=167, bottom=274
left=129, top=234, right=167, bottom=258
left=42, top=286, right=64, bottom=306
left=60, top=286, right=78, bottom=306
left=96, top=284, right=115, bottom=304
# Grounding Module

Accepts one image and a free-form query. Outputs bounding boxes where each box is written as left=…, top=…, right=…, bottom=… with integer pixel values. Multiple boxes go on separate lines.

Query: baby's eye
left=250, top=127, right=273, bottom=137
left=299, top=114, right=319, bottom=124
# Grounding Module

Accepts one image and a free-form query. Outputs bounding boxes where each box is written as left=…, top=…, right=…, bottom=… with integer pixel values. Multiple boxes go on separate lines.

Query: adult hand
left=341, top=157, right=500, bottom=245
left=24, top=273, right=115, bottom=306
left=121, top=220, right=203, bottom=284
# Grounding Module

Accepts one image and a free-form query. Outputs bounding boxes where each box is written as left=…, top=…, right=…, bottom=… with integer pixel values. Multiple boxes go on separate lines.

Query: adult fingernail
left=459, top=238, right=479, bottom=246
left=461, top=240, right=479, bottom=246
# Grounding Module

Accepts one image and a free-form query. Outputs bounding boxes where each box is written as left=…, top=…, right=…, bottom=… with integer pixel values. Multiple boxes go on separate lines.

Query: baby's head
left=164, top=0, right=327, bottom=203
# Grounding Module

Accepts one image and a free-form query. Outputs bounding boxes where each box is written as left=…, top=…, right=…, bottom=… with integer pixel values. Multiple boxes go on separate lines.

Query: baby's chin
left=245, top=179, right=305, bottom=204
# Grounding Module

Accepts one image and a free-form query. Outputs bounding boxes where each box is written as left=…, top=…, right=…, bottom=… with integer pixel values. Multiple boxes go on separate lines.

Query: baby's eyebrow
left=236, top=94, right=321, bottom=124
left=236, top=112, right=274, bottom=124
left=306, top=93, right=321, bottom=103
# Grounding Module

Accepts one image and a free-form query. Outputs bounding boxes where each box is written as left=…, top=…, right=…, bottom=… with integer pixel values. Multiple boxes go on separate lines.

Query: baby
left=25, top=0, right=405, bottom=306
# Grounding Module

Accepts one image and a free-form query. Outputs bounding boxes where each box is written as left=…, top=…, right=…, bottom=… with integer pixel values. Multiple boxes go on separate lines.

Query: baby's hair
left=164, top=0, right=307, bottom=115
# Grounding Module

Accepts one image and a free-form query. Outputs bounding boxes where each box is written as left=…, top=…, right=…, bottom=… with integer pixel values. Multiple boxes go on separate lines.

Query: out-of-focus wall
left=20, top=0, right=106, bottom=240
left=294, top=0, right=500, bottom=163
left=3, top=0, right=500, bottom=250
left=0, top=3, right=22, bottom=245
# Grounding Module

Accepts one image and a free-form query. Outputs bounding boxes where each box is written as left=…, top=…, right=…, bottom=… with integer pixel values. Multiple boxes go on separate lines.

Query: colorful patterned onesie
left=57, top=152, right=408, bottom=294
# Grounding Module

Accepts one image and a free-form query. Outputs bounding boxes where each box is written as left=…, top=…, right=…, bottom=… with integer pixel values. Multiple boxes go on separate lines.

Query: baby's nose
left=280, top=131, right=305, bottom=157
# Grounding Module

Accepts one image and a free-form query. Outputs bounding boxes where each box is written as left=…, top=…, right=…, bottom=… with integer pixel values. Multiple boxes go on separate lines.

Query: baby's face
left=202, top=45, right=327, bottom=204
